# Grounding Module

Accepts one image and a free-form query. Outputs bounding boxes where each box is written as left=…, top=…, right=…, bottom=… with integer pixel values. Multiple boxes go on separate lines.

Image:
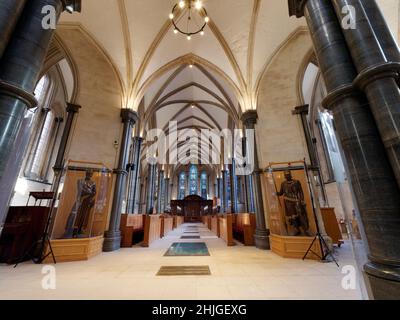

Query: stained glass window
left=178, top=172, right=186, bottom=199
left=189, top=165, right=198, bottom=195
left=201, top=171, right=207, bottom=199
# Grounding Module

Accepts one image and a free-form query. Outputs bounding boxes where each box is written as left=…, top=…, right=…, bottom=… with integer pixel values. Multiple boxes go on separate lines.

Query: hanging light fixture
left=169, top=0, right=210, bottom=40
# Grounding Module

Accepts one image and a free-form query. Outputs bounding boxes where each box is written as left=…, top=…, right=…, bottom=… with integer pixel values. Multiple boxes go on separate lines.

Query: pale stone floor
left=0, top=223, right=363, bottom=300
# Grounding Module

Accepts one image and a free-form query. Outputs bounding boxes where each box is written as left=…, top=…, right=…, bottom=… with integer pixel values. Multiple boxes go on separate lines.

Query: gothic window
left=189, top=165, right=198, bottom=195
left=22, top=74, right=64, bottom=182
left=201, top=171, right=207, bottom=199
left=178, top=172, right=186, bottom=200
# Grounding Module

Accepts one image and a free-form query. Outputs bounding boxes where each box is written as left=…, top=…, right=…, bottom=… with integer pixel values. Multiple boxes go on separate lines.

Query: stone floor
left=0, top=223, right=363, bottom=300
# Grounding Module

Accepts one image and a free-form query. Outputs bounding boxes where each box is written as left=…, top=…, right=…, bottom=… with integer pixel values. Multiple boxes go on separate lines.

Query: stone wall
left=256, top=28, right=311, bottom=168
left=56, top=26, right=123, bottom=171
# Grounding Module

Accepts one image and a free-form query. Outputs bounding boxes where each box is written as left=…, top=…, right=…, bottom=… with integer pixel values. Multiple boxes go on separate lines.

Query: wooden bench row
left=120, top=214, right=184, bottom=248
left=202, top=213, right=256, bottom=246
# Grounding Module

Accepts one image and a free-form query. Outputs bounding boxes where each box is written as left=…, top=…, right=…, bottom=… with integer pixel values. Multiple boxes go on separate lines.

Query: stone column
left=361, top=0, right=400, bottom=63
left=164, top=177, right=170, bottom=210
left=289, top=0, right=400, bottom=299
left=157, top=169, right=164, bottom=213
left=332, top=0, right=400, bottom=188
left=222, top=169, right=227, bottom=213
left=0, top=0, right=64, bottom=179
left=0, top=0, right=70, bottom=229
left=241, top=136, right=255, bottom=213
left=0, top=0, right=27, bottom=58
left=229, top=160, right=238, bottom=213
left=129, top=136, right=143, bottom=213
left=145, top=164, right=156, bottom=214
left=103, top=109, right=138, bottom=252
left=242, top=111, right=270, bottom=249
left=216, top=176, right=221, bottom=202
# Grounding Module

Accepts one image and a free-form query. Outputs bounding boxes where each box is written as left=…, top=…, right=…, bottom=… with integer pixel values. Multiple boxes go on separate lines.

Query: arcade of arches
left=0, top=0, right=400, bottom=300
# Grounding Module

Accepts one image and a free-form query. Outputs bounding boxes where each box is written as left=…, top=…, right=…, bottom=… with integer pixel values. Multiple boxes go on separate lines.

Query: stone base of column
left=254, top=228, right=270, bottom=250
left=103, top=230, right=121, bottom=252
left=365, top=262, right=400, bottom=300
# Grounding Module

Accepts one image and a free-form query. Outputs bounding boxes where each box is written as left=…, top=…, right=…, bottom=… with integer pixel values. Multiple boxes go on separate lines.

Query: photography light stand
left=302, top=160, right=339, bottom=267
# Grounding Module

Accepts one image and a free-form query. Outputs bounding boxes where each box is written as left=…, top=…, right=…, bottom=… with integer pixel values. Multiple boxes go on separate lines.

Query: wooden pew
left=161, top=215, right=173, bottom=237
left=233, top=213, right=256, bottom=246
left=203, top=215, right=211, bottom=230
left=211, top=215, right=220, bottom=237
left=176, top=216, right=184, bottom=227
left=120, top=214, right=145, bottom=248
left=142, top=214, right=162, bottom=247
left=219, top=214, right=235, bottom=246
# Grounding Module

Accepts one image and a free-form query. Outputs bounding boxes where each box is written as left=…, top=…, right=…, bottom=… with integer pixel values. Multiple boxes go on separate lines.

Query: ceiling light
left=189, top=64, right=193, bottom=68
left=174, top=29, right=178, bottom=34
left=191, top=104, right=195, bottom=109
left=170, top=0, right=209, bottom=40
left=195, top=1, right=202, bottom=10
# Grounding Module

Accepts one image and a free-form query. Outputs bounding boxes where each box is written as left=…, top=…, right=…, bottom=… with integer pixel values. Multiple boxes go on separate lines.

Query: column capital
left=241, top=110, right=258, bottom=128
left=288, top=0, right=307, bottom=18
left=121, top=109, right=138, bottom=124
left=66, top=103, right=81, bottom=113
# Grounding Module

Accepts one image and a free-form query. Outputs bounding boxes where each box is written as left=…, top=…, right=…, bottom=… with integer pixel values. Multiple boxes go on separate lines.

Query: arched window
left=201, top=171, right=207, bottom=199
left=189, top=165, right=198, bottom=195
left=178, top=172, right=186, bottom=200
left=22, top=72, right=64, bottom=183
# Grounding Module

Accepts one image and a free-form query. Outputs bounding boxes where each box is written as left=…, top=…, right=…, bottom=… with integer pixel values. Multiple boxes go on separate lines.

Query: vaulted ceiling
left=60, top=0, right=307, bottom=119
left=58, top=0, right=399, bottom=171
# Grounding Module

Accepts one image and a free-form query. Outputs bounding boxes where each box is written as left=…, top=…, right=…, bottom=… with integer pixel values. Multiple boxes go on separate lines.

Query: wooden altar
left=170, top=195, right=213, bottom=222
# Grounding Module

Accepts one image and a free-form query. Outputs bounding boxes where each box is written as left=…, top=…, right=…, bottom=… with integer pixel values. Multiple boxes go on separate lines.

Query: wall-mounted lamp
left=63, top=0, right=82, bottom=13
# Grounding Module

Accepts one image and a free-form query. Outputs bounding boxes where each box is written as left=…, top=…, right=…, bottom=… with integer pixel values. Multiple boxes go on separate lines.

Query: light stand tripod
left=302, top=161, right=339, bottom=267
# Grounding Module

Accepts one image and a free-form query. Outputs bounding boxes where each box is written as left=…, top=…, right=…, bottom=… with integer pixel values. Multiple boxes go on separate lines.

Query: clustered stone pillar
left=216, top=176, right=221, bottom=205
left=241, top=136, right=255, bottom=213
left=289, top=0, right=400, bottom=299
left=164, top=177, right=170, bottom=210
left=222, top=168, right=228, bottom=213
left=103, top=109, right=138, bottom=252
left=229, top=160, right=238, bottom=213
left=157, top=169, right=164, bottom=213
left=146, top=163, right=156, bottom=214
left=332, top=0, right=400, bottom=188
left=0, top=0, right=68, bottom=229
left=0, top=0, right=27, bottom=58
left=127, top=136, right=143, bottom=214
left=241, top=111, right=270, bottom=249
left=361, top=0, right=400, bottom=63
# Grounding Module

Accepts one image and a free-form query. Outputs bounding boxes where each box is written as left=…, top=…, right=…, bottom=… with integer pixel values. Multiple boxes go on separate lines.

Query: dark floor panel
left=157, top=266, right=211, bottom=276
left=181, top=236, right=201, bottom=239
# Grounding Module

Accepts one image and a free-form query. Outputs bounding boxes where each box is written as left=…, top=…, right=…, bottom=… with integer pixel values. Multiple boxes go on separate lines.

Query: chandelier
left=169, top=0, right=210, bottom=40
